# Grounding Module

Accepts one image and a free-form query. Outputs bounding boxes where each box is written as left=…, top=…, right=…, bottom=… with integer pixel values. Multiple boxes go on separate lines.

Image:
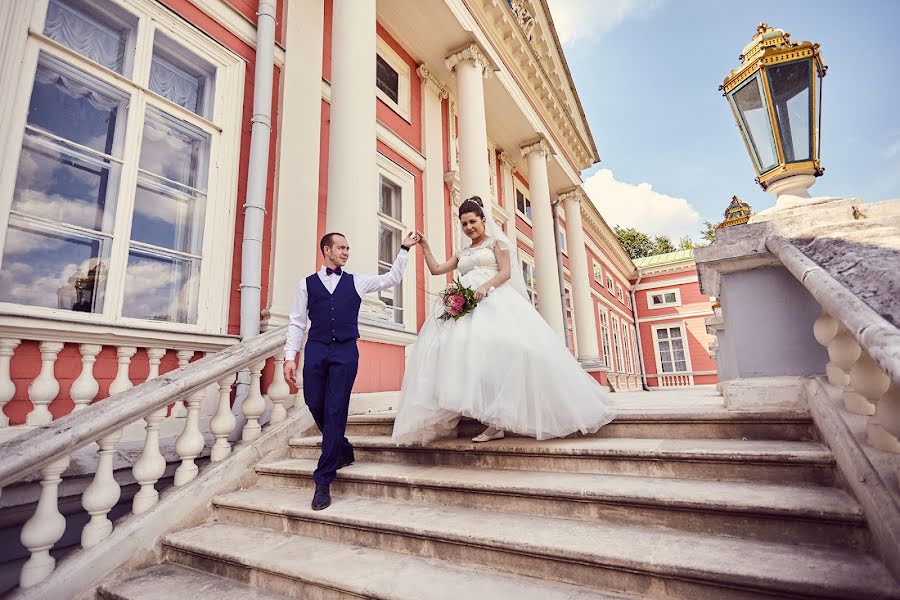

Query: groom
left=283, top=231, right=419, bottom=510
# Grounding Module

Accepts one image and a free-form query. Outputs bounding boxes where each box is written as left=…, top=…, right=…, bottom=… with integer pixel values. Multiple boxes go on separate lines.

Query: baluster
left=175, top=352, right=206, bottom=486
left=844, top=351, right=890, bottom=416
left=210, top=373, right=237, bottom=462
left=109, top=346, right=137, bottom=396
left=241, top=360, right=266, bottom=443
left=813, top=312, right=860, bottom=393
left=81, top=429, right=122, bottom=548
left=268, top=350, right=290, bottom=425
left=131, top=348, right=167, bottom=514
left=0, top=338, right=20, bottom=427
left=868, top=382, right=900, bottom=454
left=70, top=344, right=102, bottom=412
left=173, top=350, right=194, bottom=418
left=19, top=455, right=70, bottom=588
left=26, top=342, right=64, bottom=426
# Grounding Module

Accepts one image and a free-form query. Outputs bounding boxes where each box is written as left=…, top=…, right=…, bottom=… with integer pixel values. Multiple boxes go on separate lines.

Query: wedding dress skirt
left=392, top=240, right=615, bottom=445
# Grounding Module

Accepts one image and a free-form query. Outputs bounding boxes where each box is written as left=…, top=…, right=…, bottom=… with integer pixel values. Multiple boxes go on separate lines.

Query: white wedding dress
left=392, top=237, right=616, bottom=445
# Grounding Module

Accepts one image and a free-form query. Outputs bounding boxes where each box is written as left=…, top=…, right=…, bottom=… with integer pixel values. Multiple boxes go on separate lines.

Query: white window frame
left=0, top=0, right=245, bottom=335
left=651, top=322, right=693, bottom=375
left=564, top=283, right=575, bottom=352
left=647, top=287, right=682, bottom=309
left=513, top=179, right=532, bottom=224
left=592, top=260, right=603, bottom=285
left=630, top=324, right=639, bottom=375
left=375, top=36, right=411, bottom=123
left=558, top=226, right=567, bottom=255
left=610, top=313, right=625, bottom=373
left=621, top=319, right=633, bottom=374
left=616, top=283, right=624, bottom=303
left=376, top=154, right=416, bottom=332
left=597, top=303, right=612, bottom=368
left=606, top=274, right=614, bottom=293
left=521, top=253, right=537, bottom=308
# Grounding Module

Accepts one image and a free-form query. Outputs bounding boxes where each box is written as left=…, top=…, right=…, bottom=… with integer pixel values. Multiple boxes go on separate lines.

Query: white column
left=27, top=342, right=64, bottom=426
left=446, top=43, right=492, bottom=202
left=521, top=138, right=565, bottom=338
left=499, top=152, right=516, bottom=228
left=418, top=64, right=449, bottom=308
left=266, top=0, right=325, bottom=327
left=327, top=0, right=381, bottom=316
left=70, top=344, right=101, bottom=412
left=560, top=189, right=601, bottom=363
left=0, top=339, right=20, bottom=427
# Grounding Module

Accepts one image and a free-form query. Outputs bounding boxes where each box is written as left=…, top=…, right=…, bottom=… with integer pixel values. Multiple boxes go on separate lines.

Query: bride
left=391, top=196, right=615, bottom=445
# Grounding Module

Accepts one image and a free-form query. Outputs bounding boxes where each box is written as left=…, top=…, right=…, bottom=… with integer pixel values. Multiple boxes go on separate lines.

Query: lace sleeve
left=483, top=237, right=498, bottom=250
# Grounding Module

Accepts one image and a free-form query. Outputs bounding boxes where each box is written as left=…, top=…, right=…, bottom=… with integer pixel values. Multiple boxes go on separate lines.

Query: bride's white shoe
left=472, top=428, right=505, bottom=443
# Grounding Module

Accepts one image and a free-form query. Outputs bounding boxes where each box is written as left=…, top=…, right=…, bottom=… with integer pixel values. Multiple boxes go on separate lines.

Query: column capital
left=498, top=151, right=518, bottom=173
left=417, top=64, right=449, bottom=98
left=558, top=187, right=586, bottom=205
left=520, top=137, right=552, bottom=160
left=445, top=43, right=494, bottom=78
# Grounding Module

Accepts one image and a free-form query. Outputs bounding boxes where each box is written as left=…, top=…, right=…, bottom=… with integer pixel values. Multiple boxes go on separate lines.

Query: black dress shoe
left=338, top=456, right=355, bottom=469
left=311, top=484, right=331, bottom=511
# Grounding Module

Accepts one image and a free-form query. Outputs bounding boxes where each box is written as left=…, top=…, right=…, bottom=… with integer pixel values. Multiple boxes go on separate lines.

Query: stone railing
left=0, top=325, right=290, bottom=589
left=657, top=373, right=695, bottom=388
left=767, top=233, right=900, bottom=455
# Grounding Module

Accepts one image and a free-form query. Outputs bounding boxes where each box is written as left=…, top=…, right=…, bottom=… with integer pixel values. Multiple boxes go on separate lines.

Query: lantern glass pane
left=767, top=59, right=812, bottom=163
left=731, top=74, right=778, bottom=173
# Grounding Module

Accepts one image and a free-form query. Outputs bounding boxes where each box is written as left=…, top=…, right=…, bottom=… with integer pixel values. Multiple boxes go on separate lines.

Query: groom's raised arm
left=284, top=279, right=309, bottom=361
left=354, top=247, right=409, bottom=296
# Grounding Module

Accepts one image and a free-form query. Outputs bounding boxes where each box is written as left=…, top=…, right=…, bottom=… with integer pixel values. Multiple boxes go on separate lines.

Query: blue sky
left=547, top=0, right=900, bottom=241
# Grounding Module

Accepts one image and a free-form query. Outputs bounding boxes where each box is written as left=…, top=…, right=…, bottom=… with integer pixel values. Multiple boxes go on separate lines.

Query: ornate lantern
left=720, top=24, right=826, bottom=199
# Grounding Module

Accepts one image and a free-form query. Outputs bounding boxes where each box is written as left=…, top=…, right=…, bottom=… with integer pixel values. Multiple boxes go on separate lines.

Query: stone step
left=162, top=522, right=633, bottom=600
left=255, top=458, right=867, bottom=549
left=339, top=409, right=816, bottom=441
left=212, top=490, right=900, bottom=600
left=289, top=435, right=835, bottom=485
left=97, top=563, right=293, bottom=600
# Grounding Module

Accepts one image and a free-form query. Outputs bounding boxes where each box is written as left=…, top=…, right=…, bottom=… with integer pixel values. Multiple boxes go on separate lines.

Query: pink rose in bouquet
left=437, top=279, right=479, bottom=321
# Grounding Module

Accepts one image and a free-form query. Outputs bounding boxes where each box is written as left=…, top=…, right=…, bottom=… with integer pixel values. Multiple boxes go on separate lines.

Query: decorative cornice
left=416, top=64, right=449, bottom=99
left=498, top=151, right=517, bottom=173
left=520, top=137, right=551, bottom=159
left=445, top=43, right=494, bottom=78
left=558, top=187, right=585, bottom=205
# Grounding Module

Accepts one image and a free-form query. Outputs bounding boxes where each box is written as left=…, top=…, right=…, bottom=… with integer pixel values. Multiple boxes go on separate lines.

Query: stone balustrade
left=0, top=326, right=291, bottom=589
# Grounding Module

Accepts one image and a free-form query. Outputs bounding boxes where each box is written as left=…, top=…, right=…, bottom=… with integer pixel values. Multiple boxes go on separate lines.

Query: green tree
left=700, top=220, right=717, bottom=245
left=652, top=235, right=676, bottom=255
left=678, top=236, right=695, bottom=251
left=614, top=226, right=655, bottom=259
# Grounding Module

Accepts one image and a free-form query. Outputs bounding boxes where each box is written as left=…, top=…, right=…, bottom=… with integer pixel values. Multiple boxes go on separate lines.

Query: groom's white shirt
left=284, top=249, right=409, bottom=361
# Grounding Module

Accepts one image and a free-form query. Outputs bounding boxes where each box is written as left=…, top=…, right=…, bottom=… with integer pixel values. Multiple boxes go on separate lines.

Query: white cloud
left=546, top=0, right=666, bottom=46
left=582, top=168, right=702, bottom=240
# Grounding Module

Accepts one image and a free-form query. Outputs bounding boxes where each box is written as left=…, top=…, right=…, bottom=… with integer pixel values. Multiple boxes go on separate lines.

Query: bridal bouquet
left=438, top=278, right=479, bottom=321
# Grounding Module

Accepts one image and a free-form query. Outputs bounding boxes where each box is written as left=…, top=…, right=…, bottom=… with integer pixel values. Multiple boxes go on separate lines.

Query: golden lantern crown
left=716, top=195, right=753, bottom=229
left=720, top=23, right=827, bottom=190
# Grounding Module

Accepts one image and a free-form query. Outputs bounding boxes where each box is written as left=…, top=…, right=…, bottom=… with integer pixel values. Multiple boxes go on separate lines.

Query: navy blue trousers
left=303, top=339, right=358, bottom=485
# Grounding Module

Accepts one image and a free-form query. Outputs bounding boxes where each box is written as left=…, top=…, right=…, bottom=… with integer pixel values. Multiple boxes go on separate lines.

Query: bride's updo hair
left=458, top=196, right=485, bottom=220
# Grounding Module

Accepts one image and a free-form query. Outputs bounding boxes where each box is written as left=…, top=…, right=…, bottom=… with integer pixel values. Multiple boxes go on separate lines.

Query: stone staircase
left=99, top=402, right=900, bottom=599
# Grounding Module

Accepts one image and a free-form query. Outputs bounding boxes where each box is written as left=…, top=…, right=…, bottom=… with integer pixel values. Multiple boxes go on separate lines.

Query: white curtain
left=149, top=56, right=201, bottom=114
left=35, top=63, right=121, bottom=112
left=44, top=0, right=124, bottom=73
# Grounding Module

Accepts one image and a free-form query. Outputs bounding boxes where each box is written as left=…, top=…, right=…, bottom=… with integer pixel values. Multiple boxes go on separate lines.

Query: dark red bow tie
left=326, top=267, right=342, bottom=276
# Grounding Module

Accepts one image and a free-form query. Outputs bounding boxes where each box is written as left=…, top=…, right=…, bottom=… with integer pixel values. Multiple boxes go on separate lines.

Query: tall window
left=515, top=188, right=532, bottom=221
left=564, top=287, right=575, bottom=352
left=558, top=228, right=567, bottom=253
left=630, top=325, right=639, bottom=375
left=593, top=261, right=603, bottom=284
left=606, top=274, right=614, bottom=293
left=621, top=320, right=632, bottom=373
left=377, top=175, right=403, bottom=325
left=598, top=307, right=612, bottom=367
left=616, top=283, right=624, bottom=303
left=611, top=315, right=625, bottom=373
left=522, top=260, right=537, bottom=307
left=655, top=325, right=688, bottom=373
left=0, top=0, right=236, bottom=328
left=376, top=55, right=399, bottom=104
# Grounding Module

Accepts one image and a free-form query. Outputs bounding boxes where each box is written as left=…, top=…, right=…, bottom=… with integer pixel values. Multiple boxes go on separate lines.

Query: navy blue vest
left=306, top=272, right=361, bottom=344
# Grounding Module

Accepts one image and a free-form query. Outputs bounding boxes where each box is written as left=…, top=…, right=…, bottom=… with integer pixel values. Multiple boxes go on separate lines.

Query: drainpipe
left=235, top=0, right=278, bottom=417
left=551, top=200, right=568, bottom=337
left=631, top=269, right=650, bottom=390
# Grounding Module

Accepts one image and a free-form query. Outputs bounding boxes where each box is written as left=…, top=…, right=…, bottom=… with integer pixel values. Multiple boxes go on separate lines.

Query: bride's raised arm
left=417, top=232, right=458, bottom=275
